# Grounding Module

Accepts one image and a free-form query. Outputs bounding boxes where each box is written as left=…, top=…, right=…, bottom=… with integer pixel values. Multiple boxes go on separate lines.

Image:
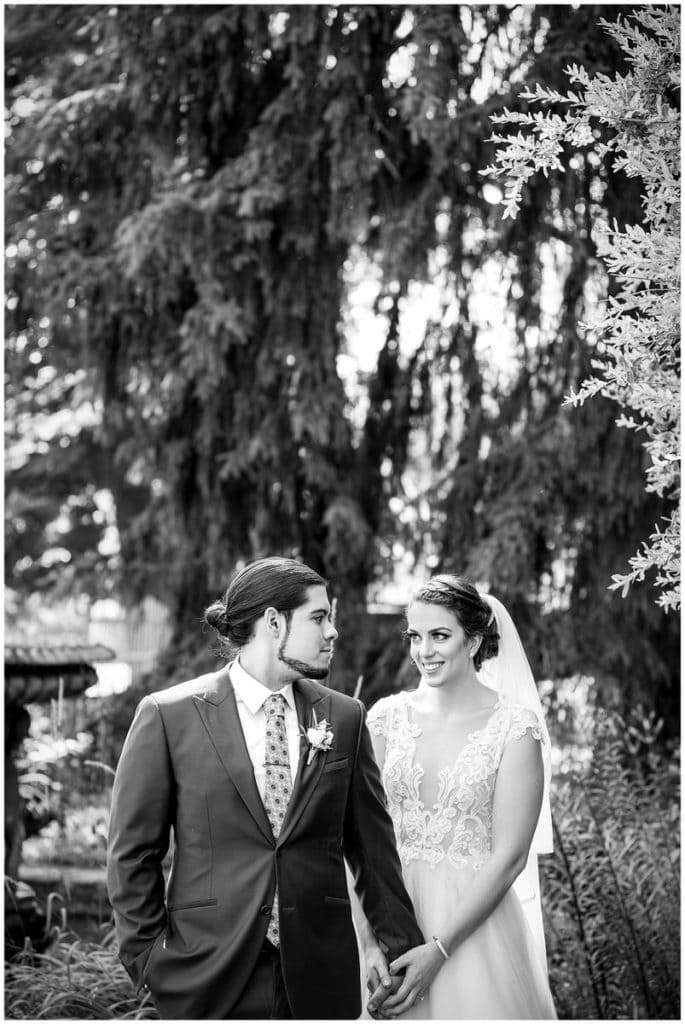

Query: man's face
left=277, top=585, right=338, bottom=680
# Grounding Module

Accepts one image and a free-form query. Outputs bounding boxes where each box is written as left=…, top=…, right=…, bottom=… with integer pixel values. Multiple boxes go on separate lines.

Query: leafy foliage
left=482, top=6, right=680, bottom=610
left=542, top=708, right=680, bottom=1019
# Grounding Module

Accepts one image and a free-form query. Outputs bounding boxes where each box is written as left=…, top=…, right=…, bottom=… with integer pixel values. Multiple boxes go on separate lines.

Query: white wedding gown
left=364, top=692, right=557, bottom=1020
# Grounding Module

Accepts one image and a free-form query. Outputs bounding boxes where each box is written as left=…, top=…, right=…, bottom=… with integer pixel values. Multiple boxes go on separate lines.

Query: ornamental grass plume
left=541, top=707, right=680, bottom=1019
left=4, top=926, right=159, bottom=1020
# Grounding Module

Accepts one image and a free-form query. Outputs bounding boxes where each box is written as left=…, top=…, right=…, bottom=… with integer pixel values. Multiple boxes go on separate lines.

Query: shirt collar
left=229, top=658, right=296, bottom=716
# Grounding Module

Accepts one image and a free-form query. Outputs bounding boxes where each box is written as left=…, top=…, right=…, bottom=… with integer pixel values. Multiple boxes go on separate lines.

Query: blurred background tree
left=5, top=3, right=679, bottom=734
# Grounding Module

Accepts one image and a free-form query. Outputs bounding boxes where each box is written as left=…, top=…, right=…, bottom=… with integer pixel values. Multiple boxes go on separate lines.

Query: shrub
left=483, top=6, right=681, bottom=610
left=4, top=926, right=159, bottom=1020
left=542, top=708, right=680, bottom=1018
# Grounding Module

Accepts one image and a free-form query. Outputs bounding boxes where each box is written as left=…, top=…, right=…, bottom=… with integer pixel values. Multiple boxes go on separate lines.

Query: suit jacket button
left=260, top=905, right=271, bottom=915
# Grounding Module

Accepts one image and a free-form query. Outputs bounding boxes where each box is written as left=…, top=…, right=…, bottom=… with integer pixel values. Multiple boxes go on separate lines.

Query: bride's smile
left=406, top=602, right=481, bottom=690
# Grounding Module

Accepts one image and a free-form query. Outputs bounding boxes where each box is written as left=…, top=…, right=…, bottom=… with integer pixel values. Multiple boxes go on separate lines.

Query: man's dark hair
left=204, top=557, right=326, bottom=655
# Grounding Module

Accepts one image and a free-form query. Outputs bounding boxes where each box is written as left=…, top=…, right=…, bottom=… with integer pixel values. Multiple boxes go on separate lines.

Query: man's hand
left=367, top=972, right=403, bottom=1018
left=370, top=941, right=445, bottom=1018
left=364, top=940, right=393, bottom=997
left=362, top=936, right=397, bottom=1018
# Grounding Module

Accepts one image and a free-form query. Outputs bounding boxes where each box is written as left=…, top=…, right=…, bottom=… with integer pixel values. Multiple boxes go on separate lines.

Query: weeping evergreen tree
left=5, top=4, right=678, bottom=726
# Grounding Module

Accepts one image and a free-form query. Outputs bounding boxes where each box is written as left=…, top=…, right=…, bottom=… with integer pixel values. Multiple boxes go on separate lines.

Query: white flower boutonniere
left=302, top=709, right=334, bottom=765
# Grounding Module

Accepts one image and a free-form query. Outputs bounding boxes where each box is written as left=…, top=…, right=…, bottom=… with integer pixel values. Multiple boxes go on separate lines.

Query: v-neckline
left=400, top=692, right=505, bottom=806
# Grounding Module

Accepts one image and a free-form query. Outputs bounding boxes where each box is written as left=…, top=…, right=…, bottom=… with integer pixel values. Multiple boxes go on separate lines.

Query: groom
left=107, top=557, right=423, bottom=1019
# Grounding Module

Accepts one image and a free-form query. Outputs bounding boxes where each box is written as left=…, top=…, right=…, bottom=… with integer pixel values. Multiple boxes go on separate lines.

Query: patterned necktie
left=263, top=692, right=293, bottom=947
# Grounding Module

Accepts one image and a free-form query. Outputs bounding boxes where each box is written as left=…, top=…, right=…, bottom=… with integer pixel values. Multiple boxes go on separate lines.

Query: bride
left=357, top=575, right=557, bottom=1019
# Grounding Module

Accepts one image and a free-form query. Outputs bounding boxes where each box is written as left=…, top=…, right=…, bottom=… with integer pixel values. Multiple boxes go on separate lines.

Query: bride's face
left=405, top=601, right=476, bottom=686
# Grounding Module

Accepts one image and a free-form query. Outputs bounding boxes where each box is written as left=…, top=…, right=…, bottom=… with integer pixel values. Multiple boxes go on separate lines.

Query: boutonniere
left=301, top=709, right=334, bottom=765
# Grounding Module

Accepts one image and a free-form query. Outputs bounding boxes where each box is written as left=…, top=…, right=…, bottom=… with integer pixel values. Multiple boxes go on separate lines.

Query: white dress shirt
left=229, top=659, right=300, bottom=799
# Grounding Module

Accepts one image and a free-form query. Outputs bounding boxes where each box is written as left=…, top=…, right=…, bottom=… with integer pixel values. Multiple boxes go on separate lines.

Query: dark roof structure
left=4, top=643, right=115, bottom=705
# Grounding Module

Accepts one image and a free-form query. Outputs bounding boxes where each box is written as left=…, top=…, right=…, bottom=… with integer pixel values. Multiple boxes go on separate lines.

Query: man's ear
left=264, top=607, right=282, bottom=638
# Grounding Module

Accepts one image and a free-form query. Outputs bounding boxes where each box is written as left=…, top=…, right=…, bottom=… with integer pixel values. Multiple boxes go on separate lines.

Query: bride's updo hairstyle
left=204, top=556, right=326, bottom=657
left=410, top=575, right=499, bottom=671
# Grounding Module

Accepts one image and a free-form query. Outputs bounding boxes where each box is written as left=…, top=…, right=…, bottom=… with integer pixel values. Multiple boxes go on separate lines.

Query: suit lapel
left=278, top=679, right=331, bottom=846
left=192, top=667, right=273, bottom=843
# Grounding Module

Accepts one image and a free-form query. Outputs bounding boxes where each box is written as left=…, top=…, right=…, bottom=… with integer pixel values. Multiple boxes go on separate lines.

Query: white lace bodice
left=368, top=692, right=544, bottom=871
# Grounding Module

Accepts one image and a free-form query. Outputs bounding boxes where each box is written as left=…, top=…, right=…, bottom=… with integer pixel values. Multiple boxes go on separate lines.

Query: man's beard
left=278, top=651, right=330, bottom=680
left=277, top=624, right=331, bottom=680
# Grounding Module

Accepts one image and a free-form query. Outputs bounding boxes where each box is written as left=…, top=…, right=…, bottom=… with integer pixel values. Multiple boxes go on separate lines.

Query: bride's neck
left=416, top=668, right=486, bottom=711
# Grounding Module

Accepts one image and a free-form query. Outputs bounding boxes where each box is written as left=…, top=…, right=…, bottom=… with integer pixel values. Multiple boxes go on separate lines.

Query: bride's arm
left=372, top=730, right=544, bottom=1017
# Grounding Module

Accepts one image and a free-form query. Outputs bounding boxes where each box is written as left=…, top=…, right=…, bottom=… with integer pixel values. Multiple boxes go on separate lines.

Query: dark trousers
left=229, top=941, right=293, bottom=1019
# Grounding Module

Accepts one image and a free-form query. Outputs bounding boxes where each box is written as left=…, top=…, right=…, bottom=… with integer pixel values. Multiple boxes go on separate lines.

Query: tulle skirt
left=365, top=859, right=557, bottom=1020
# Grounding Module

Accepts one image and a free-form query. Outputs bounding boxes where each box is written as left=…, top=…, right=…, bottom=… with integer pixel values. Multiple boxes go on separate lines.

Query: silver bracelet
left=432, top=934, right=449, bottom=960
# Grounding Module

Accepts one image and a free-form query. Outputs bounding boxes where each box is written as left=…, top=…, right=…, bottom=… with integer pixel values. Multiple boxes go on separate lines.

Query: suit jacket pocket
left=324, top=894, right=351, bottom=906
left=167, top=897, right=219, bottom=913
left=323, top=757, right=349, bottom=773
left=141, top=927, right=166, bottom=987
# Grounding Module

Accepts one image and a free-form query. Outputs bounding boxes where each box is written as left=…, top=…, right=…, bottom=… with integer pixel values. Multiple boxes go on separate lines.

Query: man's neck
left=237, top=650, right=292, bottom=692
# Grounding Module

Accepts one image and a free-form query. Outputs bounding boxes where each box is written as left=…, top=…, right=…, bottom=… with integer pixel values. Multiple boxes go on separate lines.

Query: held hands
left=367, top=941, right=446, bottom=1018
left=362, top=935, right=407, bottom=1018
left=363, top=937, right=393, bottom=1000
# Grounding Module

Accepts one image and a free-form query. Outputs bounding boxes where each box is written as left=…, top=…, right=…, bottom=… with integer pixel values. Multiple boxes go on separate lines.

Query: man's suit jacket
left=106, top=668, right=423, bottom=1019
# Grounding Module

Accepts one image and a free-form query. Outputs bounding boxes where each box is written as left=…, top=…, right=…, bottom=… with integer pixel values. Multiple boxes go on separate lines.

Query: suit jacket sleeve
left=343, top=701, right=424, bottom=960
left=106, top=696, right=173, bottom=988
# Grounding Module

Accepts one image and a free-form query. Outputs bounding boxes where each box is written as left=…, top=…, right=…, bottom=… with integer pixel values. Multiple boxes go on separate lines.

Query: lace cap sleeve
left=505, top=704, right=546, bottom=746
left=367, top=695, right=392, bottom=738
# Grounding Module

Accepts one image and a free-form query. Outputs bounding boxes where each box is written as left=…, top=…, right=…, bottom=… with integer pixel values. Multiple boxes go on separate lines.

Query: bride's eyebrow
left=403, top=627, right=452, bottom=636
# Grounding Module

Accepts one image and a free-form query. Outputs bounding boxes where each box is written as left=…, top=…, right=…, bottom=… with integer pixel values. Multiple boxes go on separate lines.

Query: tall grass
left=542, top=708, right=680, bottom=1019
left=4, top=926, right=159, bottom=1020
